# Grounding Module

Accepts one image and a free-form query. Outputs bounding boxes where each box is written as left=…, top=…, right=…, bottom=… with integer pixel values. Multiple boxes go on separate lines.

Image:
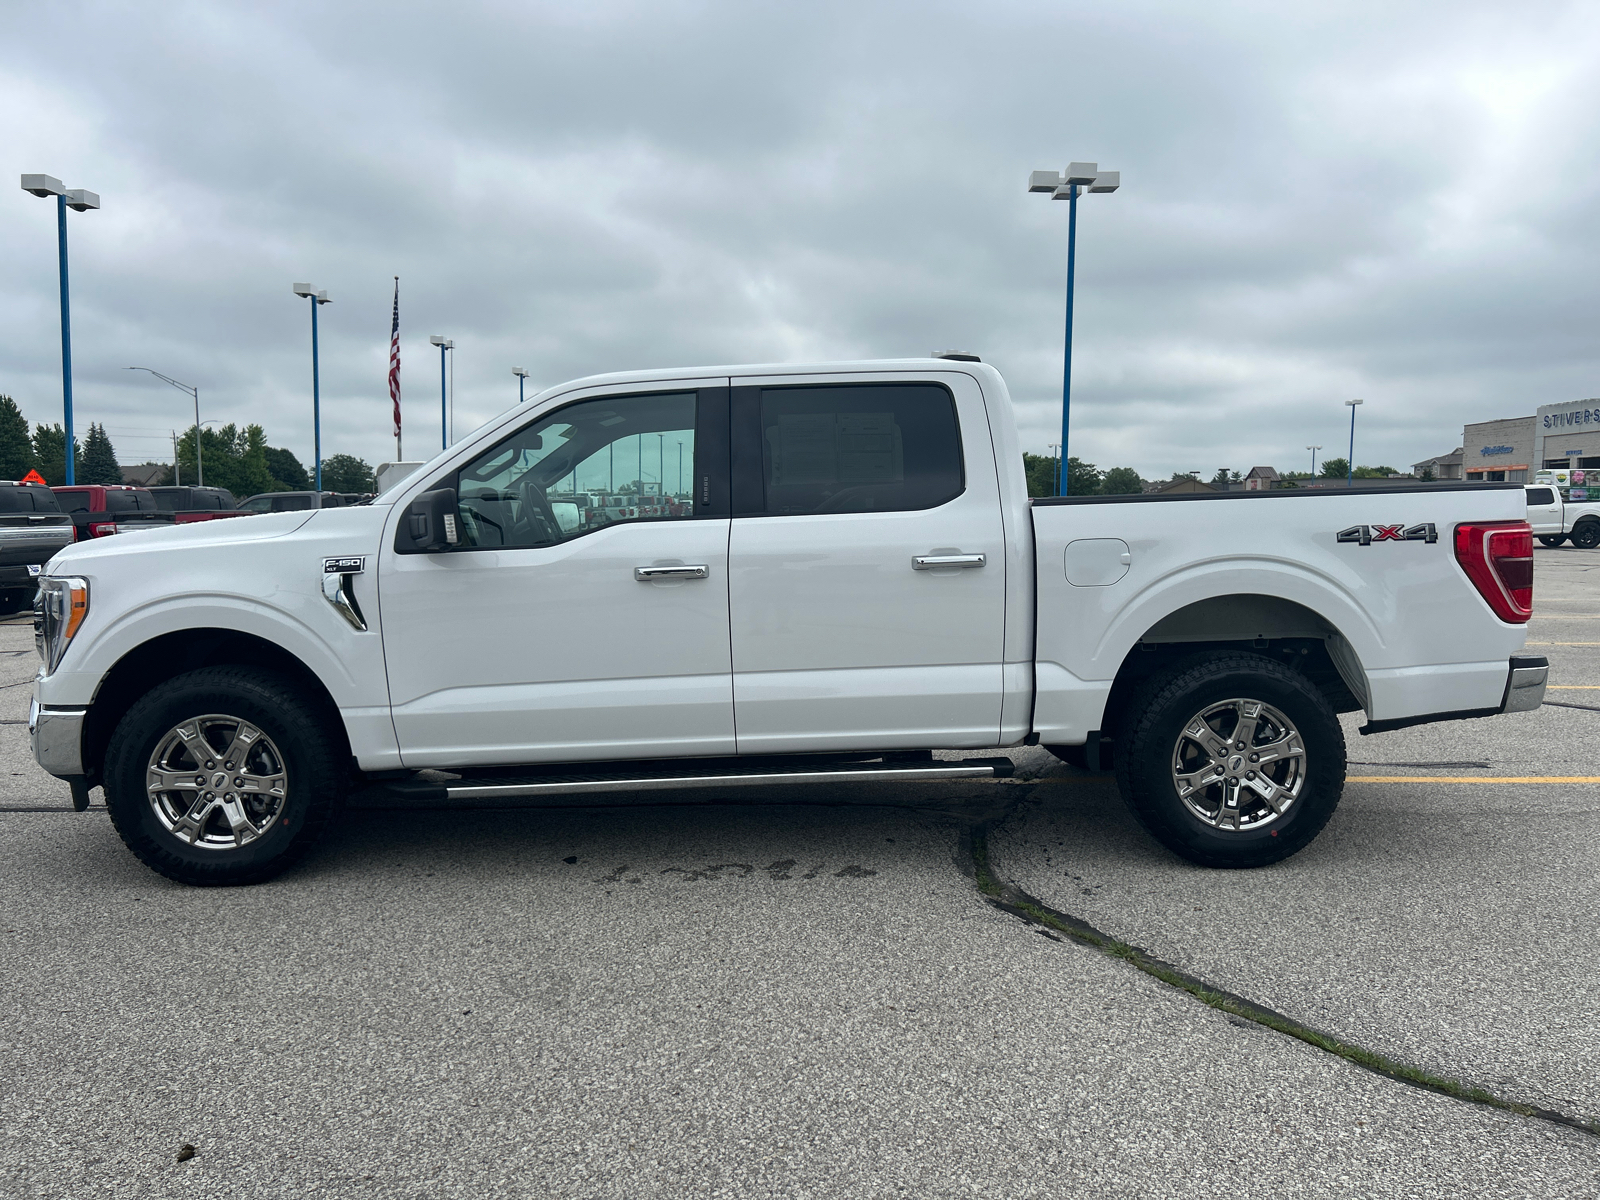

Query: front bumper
left=29, top=696, right=87, bottom=778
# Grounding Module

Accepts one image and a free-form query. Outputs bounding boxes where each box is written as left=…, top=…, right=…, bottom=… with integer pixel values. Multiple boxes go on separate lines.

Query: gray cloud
left=4, top=0, right=1599, bottom=483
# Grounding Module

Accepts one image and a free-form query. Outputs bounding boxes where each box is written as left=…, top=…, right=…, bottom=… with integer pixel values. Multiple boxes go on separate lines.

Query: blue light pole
left=513, top=367, right=530, bottom=403
left=431, top=337, right=454, bottom=448
left=1029, top=164, right=1119, bottom=495
left=1345, top=399, right=1363, bottom=487
left=21, top=176, right=100, bottom=485
left=293, top=284, right=332, bottom=493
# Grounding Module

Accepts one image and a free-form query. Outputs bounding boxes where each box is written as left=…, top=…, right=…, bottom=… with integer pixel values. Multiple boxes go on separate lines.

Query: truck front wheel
left=1113, top=653, right=1345, bottom=868
left=103, top=667, right=344, bottom=886
left=1572, top=522, right=1600, bottom=550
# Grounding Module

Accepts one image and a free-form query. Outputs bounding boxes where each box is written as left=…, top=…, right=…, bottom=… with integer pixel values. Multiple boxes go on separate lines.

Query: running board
left=364, top=756, right=1015, bottom=805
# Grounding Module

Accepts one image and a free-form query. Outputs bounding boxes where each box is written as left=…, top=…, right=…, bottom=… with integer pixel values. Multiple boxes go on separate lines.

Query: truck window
left=55, top=491, right=90, bottom=513
left=752, top=383, right=962, bottom=515
left=454, top=391, right=697, bottom=549
left=0, top=487, right=33, bottom=513
left=105, top=491, right=140, bottom=513
left=1526, top=488, right=1556, bottom=506
left=25, top=488, right=61, bottom=513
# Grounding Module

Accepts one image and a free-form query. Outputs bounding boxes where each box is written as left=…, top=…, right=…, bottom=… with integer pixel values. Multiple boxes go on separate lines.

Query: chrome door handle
left=913, top=553, right=986, bottom=570
left=634, top=565, right=709, bottom=580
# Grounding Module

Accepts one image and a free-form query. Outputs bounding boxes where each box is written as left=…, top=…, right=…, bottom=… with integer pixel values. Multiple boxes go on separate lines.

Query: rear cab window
left=1526, top=488, right=1557, bottom=506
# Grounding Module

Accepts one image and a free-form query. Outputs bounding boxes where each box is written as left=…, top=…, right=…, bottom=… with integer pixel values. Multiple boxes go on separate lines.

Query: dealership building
left=1461, top=398, right=1600, bottom=483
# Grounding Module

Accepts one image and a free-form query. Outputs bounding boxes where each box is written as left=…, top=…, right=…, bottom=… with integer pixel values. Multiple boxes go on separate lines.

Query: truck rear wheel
left=103, top=667, right=344, bottom=886
left=1572, top=522, right=1600, bottom=550
left=1112, top=652, right=1345, bottom=868
left=1539, top=535, right=1568, bottom=548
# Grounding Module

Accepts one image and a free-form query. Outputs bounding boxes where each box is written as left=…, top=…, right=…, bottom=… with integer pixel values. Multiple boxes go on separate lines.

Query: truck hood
left=44, top=507, right=385, bottom=573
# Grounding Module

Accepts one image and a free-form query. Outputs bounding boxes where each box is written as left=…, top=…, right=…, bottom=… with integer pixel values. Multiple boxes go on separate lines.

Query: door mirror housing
left=401, top=488, right=460, bottom=552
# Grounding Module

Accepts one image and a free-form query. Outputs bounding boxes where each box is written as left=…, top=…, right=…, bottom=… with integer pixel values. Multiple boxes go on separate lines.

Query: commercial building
left=1461, top=398, right=1600, bottom=482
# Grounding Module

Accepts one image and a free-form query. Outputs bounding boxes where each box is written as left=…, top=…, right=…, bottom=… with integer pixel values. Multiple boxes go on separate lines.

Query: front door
left=725, top=372, right=1008, bottom=753
left=380, top=384, right=735, bottom=769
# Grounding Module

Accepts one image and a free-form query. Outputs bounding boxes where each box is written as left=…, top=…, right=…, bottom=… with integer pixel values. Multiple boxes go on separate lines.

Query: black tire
left=1113, top=652, right=1345, bottom=868
left=103, top=667, right=344, bottom=886
left=1571, top=522, right=1600, bottom=550
left=1539, top=535, right=1568, bottom=548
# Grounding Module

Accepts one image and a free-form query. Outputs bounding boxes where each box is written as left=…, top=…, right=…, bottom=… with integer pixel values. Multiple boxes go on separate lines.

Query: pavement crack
left=963, top=822, right=1600, bottom=1140
left=1543, top=700, right=1600, bottom=713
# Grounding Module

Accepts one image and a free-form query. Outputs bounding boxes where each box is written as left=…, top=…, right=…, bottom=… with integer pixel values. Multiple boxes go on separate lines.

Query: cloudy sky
left=5, top=0, right=1599, bottom=481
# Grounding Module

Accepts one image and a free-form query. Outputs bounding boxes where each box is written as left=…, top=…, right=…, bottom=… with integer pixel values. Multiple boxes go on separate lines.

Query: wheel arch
left=1099, top=594, right=1366, bottom=742
left=82, top=628, right=350, bottom=786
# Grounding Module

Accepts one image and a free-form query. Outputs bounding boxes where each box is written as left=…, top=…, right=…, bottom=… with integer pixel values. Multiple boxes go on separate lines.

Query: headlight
left=35, top=576, right=89, bottom=674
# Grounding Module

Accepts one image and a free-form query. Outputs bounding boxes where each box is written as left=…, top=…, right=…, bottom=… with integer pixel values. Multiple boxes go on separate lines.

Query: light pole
left=513, top=367, right=530, bottom=403
left=293, top=284, right=332, bottom=492
left=1306, top=445, right=1321, bottom=478
left=21, top=175, right=100, bottom=485
left=677, top=440, right=684, bottom=496
left=1029, top=162, right=1119, bottom=496
left=1047, top=443, right=1061, bottom=495
left=127, top=367, right=204, bottom=485
left=430, top=336, right=454, bottom=448
left=1344, top=400, right=1363, bottom=487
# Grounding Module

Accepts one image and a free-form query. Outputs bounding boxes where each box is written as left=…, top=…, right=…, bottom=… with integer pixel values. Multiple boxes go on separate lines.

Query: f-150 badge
left=1336, top=523, right=1437, bottom=546
left=323, top=556, right=366, bottom=573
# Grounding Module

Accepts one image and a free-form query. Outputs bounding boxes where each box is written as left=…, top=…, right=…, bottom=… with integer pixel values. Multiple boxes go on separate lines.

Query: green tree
left=1210, top=467, right=1242, bottom=486
left=1101, top=466, right=1144, bottom=495
left=1352, top=464, right=1398, bottom=479
left=1022, top=453, right=1058, bottom=497
left=264, top=446, right=309, bottom=491
left=0, top=396, right=35, bottom=480
left=1419, top=466, right=1435, bottom=482
left=320, top=453, right=375, bottom=493
left=79, top=422, right=123, bottom=486
left=1066, top=456, right=1102, bottom=496
left=31, top=424, right=82, bottom=486
left=1319, top=457, right=1349, bottom=479
left=174, top=423, right=276, bottom=499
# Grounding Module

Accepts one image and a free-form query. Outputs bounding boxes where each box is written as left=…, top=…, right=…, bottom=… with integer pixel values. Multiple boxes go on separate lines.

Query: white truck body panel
left=33, top=359, right=1534, bottom=781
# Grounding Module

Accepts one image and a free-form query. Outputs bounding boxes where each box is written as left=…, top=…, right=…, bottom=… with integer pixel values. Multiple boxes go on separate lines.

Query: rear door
left=1525, top=486, right=1562, bottom=535
left=725, top=371, right=1007, bottom=753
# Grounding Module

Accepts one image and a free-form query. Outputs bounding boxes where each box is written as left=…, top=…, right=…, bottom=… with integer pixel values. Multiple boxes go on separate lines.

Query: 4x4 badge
left=1336, top=524, right=1437, bottom=546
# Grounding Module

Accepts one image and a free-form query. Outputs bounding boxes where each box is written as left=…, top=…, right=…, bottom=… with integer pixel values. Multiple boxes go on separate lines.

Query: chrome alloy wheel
left=145, top=715, right=288, bottom=849
left=1170, top=698, right=1306, bottom=832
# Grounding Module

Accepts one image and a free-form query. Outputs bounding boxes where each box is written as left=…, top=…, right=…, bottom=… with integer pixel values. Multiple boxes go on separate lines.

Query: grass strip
left=966, top=825, right=1600, bottom=1139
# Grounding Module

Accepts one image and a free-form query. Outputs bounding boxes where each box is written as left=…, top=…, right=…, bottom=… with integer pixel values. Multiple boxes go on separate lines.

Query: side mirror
left=402, top=488, right=460, bottom=552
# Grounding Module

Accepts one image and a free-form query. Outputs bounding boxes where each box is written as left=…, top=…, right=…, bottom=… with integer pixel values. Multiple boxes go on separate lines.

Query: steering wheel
left=517, top=481, right=563, bottom=545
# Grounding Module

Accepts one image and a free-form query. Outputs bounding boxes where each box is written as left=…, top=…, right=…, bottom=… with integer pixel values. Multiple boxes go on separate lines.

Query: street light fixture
left=430, top=337, right=455, bottom=448
left=21, top=174, right=100, bottom=485
left=127, top=367, right=204, bottom=486
left=512, top=367, right=530, bottom=404
left=1306, top=445, right=1321, bottom=478
left=293, top=284, right=332, bottom=493
left=1344, top=401, right=1363, bottom=486
left=1029, top=161, right=1119, bottom=495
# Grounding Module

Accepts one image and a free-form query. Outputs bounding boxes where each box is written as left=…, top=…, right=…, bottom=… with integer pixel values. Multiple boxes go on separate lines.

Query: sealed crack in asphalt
left=962, top=820, right=1600, bottom=1140
left=1543, top=700, right=1600, bottom=713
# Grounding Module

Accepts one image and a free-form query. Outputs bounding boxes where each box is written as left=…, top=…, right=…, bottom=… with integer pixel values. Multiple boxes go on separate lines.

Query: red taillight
left=88, top=521, right=118, bottom=538
left=1454, top=521, right=1533, bottom=623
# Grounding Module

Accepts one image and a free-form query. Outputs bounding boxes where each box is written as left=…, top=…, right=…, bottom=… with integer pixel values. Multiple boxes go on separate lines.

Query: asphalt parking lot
left=4, top=555, right=1600, bottom=1198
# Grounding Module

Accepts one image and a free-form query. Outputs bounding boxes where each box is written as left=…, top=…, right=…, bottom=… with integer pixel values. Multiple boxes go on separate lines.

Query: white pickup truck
left=1525, top=483, right=1600, bottom=548
left=30, top=359, right=1547, bottom=885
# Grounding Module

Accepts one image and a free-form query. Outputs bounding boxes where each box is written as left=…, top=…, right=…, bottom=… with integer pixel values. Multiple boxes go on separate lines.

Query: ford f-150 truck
left=29, top=360, right=1547, bottom=885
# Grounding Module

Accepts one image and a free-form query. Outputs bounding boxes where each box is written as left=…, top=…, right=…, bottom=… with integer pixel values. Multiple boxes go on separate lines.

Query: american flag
left=388, top=277, right=402, bottom=448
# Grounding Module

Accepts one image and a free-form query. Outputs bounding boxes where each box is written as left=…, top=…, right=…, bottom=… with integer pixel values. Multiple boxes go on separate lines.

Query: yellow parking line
left=1349, top=776, right=1600, bottom=784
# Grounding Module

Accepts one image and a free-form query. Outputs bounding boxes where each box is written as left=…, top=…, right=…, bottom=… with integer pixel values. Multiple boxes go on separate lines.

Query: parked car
left=236, top=491, right=345, bottom=513
left=0, top=481, right=72, bottom=610
left=148, top=486, right=249, bottom=525
left=1524, top=482, right=1600, bottom=548
left=51, top=485, right=176, bottom=542
left=30, top=358, right=1545, bottom=885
